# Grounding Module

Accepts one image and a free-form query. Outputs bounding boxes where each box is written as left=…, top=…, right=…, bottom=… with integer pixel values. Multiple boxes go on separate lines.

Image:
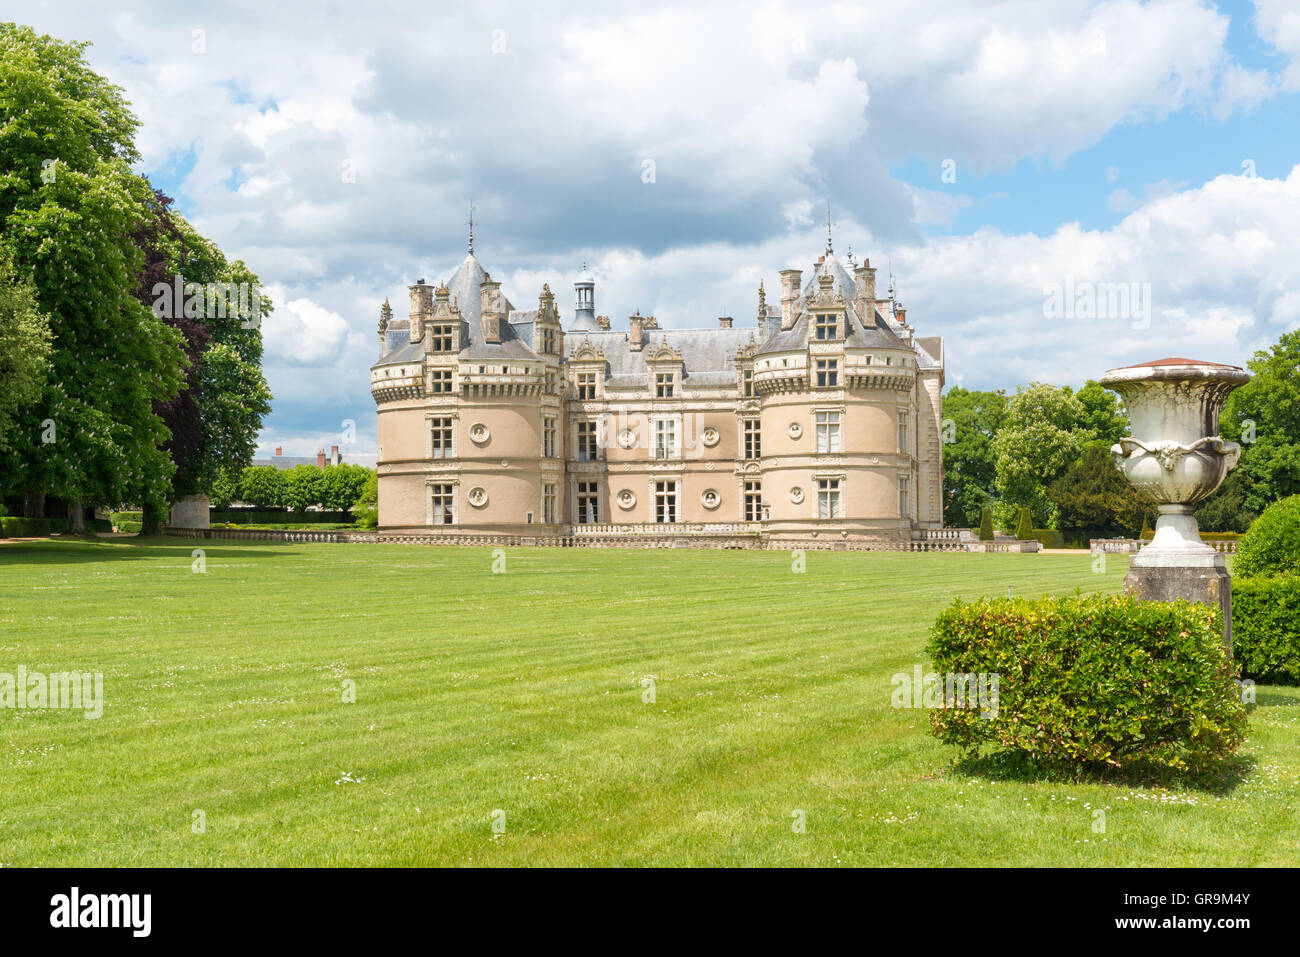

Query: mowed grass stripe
left=1, top=538, right=1296, bottom=866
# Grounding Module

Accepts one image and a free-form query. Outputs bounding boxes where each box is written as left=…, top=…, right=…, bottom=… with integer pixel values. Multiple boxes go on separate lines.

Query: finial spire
left=466, top=201, right=476, bottom=254
left=825, top=201, right=834, bottom=255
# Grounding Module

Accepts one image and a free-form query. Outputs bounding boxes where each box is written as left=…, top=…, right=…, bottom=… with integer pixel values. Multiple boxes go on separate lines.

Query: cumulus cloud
left=11, top=0, right=1293, bottom=449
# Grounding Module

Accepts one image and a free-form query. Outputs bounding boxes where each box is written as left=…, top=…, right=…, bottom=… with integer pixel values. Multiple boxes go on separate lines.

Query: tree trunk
left=68, top=499, right=86, bottom=534
left=23, top=488, right=44, bottom=519
left=141, top=503, right=162, bottom=536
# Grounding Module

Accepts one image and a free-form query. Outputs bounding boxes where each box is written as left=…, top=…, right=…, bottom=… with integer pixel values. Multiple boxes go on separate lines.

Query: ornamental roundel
left=468, top=487, right=489, bottom=508
left=469, top=423, right=490, bottom=444
left=788, top=422, right=803, bottom=439
left=701, top=426, right=720, bottom=447
left=618, top=428, right=638, bottom=449
left=701, top=488, right=720, bottom=510
left=617, top=489, right=637, bottom=510
left=790, top=487, right=805, bottom=504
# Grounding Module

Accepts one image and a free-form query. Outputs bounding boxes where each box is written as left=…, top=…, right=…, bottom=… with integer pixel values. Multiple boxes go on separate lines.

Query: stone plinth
left=1124, top=552, right=1232, bottom=654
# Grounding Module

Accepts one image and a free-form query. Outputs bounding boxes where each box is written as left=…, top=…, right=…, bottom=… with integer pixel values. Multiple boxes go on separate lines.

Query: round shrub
left=1234, top=495, right=1300, bottom=578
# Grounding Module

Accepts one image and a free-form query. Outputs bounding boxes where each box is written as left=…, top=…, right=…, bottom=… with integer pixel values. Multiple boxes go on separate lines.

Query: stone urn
left=1099, top=357, right=1250, bottom=648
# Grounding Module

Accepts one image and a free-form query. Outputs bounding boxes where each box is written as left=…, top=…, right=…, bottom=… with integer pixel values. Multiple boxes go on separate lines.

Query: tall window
left=431, top=418, right=454, bottom=458
left=577, top=372, right=597, bottom=400
left=815, top=358, right=839, bottom=388
left=543, top=483, right=557, bottom=523
left=744, top=480, right=763, bottom=522
left=654, top=419, right=678, bottom=460
left=577, top=421, right=598, bottom=461
left=815, top=411, right=842, bottom=453
left=655, top=372, right=675, bottom=398
left=542, top=328, right=557, bottom=354
left=577, top=482, right=599, bottom=524
left=741, top=367, right=754, bottom=397
left=655, top=480, right=678, bottom=523
left=743, top=419, right=761, bottom=459
left=899, top=476, right=909, bottom=517
left=431, top=484, right=454, bottom=525
left=814, top=314, right=838, bottom=340
left=817, top=478, right=842, bottom=519
left=430, top=325, right=454, bottom=352
left=430, top=369, right=453, bottom=393
left=543, top=416, right=557, bottom=458
left=898, top=410, right=908, bottom=453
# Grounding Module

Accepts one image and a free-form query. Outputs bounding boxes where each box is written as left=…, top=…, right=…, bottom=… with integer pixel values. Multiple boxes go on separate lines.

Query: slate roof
left=374, top=249, right=935, bottom=380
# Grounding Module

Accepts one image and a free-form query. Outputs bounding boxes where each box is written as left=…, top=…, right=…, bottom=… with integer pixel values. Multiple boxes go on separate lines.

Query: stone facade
left=370, top=239, right=944, bottom=542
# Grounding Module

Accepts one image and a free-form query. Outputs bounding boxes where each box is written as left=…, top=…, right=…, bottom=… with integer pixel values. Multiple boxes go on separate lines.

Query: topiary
left=1234, top=494, right=1300, bottom=578
left=978, top=506, right=994, bottom=541
left=1015, top=506, right=1034, bottom=541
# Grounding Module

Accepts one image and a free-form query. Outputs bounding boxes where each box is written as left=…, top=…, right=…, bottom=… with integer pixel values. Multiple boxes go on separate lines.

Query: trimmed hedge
left=1141, top=530, right=1243, bottom=542
left=1232, top=577, right=1300, bottom=684
left=209, top=509, right=353, bottom=525
left=927, top=595, right=1246, bottom=772
left=1032, top=528, right=1066, bottom=549
left=1, top=516, right=111, bottom=536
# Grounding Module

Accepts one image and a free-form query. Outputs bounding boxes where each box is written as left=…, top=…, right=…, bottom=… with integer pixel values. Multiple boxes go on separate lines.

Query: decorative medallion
left=468, top=487, right=488, bottom=508
left=788, top=423, right=803, bottom=439
left=701, top=426, right=720, bottom=447
left=469, top=423, right=490, bottom=444
left=617, top=489, right=636, bottom=510
left=790, top=487, right=805, bottom=504
left=618, top=428, right=638, bottom=449
left=701, top=489, right=720, bottom=510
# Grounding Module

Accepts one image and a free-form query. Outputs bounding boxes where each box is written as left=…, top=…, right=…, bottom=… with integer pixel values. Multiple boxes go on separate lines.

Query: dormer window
left=542, top=328, right=557, bottom=354
left=655, top=372, right=675, bottom=398
left=430, top=325, right=454, bottom=352
left=741, top=367, right=754, bottom=397
left=577, top=372, right=598, bottom=400
left=814, top=315, right=839, bottom=340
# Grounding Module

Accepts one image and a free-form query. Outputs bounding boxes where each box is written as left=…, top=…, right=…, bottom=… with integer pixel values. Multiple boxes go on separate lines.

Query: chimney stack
left=629, top=312, right=646, bottom=350
left=779, top=269, right=802, bottom=331
left=275, top=447, right=282, bottom=456
left=330, top=445, right=340, bottom=465
left=480, top=274, right=502, bottom=344
left=409, top=279, right=433, bottom=341
left=316, top=449, right=326, bottom=468
left=719, top=316, right=733, bottom=328
left=853, top=260, right=877, bottom=322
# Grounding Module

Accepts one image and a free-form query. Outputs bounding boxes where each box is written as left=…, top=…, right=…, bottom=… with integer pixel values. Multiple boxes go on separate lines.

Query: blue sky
left=11, top=0, right=1300, bottom=464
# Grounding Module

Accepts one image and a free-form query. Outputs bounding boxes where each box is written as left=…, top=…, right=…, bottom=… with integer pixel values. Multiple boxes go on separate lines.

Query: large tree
left=992, top=383, right=1088, bottom=527
left=1219, top=330, right=1300, bottom=513
left=1049, top=443, right=1152, bottom=537
left=132, top=190, right=272, bottom=533
left=0, top=24, right=184, bottom=528
left=941, top=387, right=1007, bottom=527
left=0, top=246, right=52, bottom=461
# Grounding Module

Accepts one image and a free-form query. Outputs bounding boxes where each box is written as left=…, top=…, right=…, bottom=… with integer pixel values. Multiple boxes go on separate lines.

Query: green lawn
left=1, top=538, right=1296, bottom=866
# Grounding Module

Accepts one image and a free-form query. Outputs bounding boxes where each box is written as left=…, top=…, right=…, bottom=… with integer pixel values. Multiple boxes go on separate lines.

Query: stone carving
left=469, top=423, right=490, bottom=444
left=788, top=423, right=802, bottom=439
left=701, top=489, right=720, bottom=509
left=790, top=487, right=804, bottom=504
left=468, top=487, right=488, bottom=507
left=617, top=489, right=636, bottom=509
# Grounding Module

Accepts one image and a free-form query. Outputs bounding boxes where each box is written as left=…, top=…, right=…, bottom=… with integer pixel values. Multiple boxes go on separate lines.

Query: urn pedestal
left=1099, top=358, right=1250, bottom=651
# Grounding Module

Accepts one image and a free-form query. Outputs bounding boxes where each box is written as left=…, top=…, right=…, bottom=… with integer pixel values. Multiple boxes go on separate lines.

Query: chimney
left=719, top=316, right=733, bottom=328
left=854, top=260, right=877, bottom=321
left=480, top=275, right=502, bottom=344
left=275, top=447, right=282, bottom=456
left=779, top=269, right=802, bottom=331
left=629, top=312, right=646, bottom=350
left=895, top=305, right=908, bottom=328
left=330, top=445, right=340, bottom=465
left=316, top=449, right=326, bottom=468
left=408, top=279, right=432, bottom=341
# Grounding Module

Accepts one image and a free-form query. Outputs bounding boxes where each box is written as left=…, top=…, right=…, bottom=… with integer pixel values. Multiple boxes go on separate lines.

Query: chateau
left=370, top=232, right=944, bottom=543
